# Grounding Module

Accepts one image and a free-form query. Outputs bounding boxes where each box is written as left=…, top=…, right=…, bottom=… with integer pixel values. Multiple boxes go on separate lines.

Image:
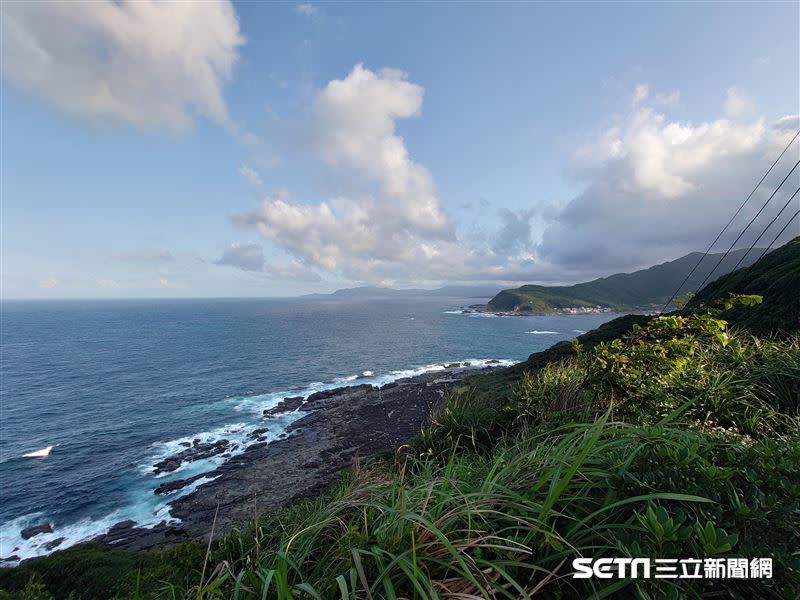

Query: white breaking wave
left=0, top=473, right=217, bottom=565
left=443, top=309, right=499, bottom=318
left=3, top=357, right=518, bottom=564
left=526, top=330, right=559, bottom=334
left=21, top=445, right=55, bottom=458
left=308, top=359, right=518, bottom=395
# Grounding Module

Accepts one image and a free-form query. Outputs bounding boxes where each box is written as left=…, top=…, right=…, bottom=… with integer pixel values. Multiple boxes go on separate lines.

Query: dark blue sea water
left=0, top=297, right=618, bottom=561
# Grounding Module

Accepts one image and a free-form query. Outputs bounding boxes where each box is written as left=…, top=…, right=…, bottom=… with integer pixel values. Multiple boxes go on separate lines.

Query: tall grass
left=194, top=418, right=725, bottom=599
left=4, top=309, right=798, bottom=600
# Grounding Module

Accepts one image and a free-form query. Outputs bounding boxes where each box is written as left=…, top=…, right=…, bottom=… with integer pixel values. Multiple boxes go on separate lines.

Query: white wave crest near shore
left=1, top=357, right=518, bottom=565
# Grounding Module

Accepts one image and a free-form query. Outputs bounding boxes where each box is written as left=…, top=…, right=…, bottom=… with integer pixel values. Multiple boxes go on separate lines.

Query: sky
left=2, top=0, right=799, bottom=299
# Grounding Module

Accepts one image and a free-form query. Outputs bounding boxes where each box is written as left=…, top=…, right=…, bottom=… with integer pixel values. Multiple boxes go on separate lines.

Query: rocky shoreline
left=85, top=364, right=504, bottom=551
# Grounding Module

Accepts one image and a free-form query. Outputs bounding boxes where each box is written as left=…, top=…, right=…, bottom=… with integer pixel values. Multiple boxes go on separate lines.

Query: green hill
left=688, top=236, right=800, bottom=336
left=487, top=247, right=763, bottom=313
left=2, top=242, right=797, bottom=600
left=5, top=246, right=798, bottom=600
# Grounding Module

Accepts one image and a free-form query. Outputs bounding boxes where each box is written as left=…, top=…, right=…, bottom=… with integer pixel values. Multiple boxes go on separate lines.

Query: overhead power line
left=689, top=157, right=800, bottom=299
left=660, top=129, right=800, bottom=312
left=756, top=209, right=800, bottom=263
left=722, top=185, right=800, bottom=277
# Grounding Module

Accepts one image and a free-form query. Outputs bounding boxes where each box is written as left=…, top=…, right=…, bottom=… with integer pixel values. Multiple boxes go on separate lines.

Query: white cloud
left=238, top=165, right=263, bottom=187
left=539, top=86, right=797, bottom=273
left=492, top=209, right=536, bottom=256
left=1, top=0, right=244, bottom=131
left=234, top=65, right=460, bottom=283
left=216, top=242, right=265, bottom=272
left=654, top=90, right=680, bottom=107
left=215, top=241, right=322, bottom=281
left=632, top=83, right=649, bottom=106
left=774, top=114, right=799, bottom=131
left=295, top=3, right=318, bottom=17
left=159, top=277, right=170, bottom=287
left=235, top=73, right=797, bottom=286
left=572, top=101, right=766, bottom=199
left=725, top=86, right=754, bottom=118
left=312, top=64, right=450, bottom=236
left=264, top=260, right=322, bottom=282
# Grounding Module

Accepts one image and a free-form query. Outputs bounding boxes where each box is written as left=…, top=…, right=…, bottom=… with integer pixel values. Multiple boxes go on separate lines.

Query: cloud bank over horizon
left=2, top=1, right=797, bottom=297
left=230, top=65, right=799, bottom=288
left=539, top=89, right=799, bottom=274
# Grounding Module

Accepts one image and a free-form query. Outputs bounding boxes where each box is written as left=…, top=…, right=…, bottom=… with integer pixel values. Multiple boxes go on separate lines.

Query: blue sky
left=2, top=1, right=798, bottom=298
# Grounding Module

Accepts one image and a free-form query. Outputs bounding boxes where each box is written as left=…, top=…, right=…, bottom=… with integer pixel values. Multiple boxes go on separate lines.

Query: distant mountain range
left=302, top=285, right=500, bottom=300
left=486, top=247, right=767, bottom=313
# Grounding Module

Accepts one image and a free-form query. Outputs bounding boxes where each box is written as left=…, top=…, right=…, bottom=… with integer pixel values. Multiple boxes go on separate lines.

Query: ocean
left=0, top=297, right=619, bottom=562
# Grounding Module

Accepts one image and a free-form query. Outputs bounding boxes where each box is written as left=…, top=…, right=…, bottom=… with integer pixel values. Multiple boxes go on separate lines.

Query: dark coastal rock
left=97, top=520, right=137, bottom=545
left=96, top=519, right=187, bottom=547
left=444, top=363, right=461, bottom=368
left=248, top=427, right=270, bottom=440
left=263, top=395, right=304, bottom=418
left=306, top=384, right=374, bottom=404
left=165, top=370, right=478, bottom=544
left=164, top=526, right=189, bottom=538
left=98, top=366, right=502, bottom=552
left=153, top=439, right=230, bottom=475
left=154, top=473, right=206, bottom=495
left=43, top=537, right=65, bottom=551
left=0, top=555, right=20, bottom=563
left=109, top=520, right=137, bottom=532
left=303, top=389, right=339, bottom=403
left=21, top=523, right=52, bottom=539
left=380, top=381, right=398, bottom=390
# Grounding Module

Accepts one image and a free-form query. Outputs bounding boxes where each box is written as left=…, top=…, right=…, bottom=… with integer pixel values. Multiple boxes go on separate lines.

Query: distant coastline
left=448, top=303, right=631, bottom=317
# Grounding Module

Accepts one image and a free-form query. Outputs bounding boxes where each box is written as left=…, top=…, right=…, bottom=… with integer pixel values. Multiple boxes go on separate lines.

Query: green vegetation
left=688, top=236, right=800, bottom=337
left=2, top=248, right=798, bottom=599
left=486, top=246, right=765, bottom=313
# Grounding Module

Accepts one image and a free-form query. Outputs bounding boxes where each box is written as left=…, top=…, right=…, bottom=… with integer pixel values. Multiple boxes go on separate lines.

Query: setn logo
left=572, top=557, right=772, bottom=579
left=573, top=558, right=651, bottom=579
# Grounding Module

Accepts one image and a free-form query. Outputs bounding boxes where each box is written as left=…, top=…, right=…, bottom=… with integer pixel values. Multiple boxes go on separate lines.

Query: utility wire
left=756, top=209, right=800, bottom=262
left=723, top=185, right=800, bottom=277
left=660, top=129, right=800, bottom=312
left=690, top=157, right=800, bottom=299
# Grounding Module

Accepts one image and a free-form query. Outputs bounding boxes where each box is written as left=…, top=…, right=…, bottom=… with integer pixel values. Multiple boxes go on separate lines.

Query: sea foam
left=2, top=357, right=516, bottom=565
